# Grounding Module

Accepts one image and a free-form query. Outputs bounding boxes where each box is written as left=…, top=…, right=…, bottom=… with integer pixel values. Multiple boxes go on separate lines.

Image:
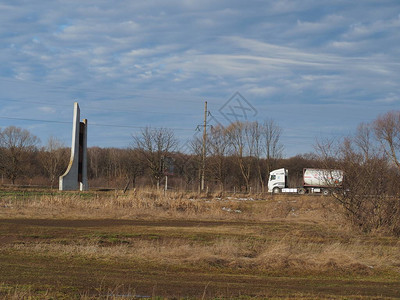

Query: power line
left=90, top=123, right=194, bottom=131
left=0, top=116, right=195, bottom=131
left=83, top=105, right=201, bottom=117
left=0, top=98, right=71, bottom=107
left=0, top=116, right=70, bottom=124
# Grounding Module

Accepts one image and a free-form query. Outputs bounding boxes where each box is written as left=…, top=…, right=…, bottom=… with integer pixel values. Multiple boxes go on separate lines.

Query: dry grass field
left=0, top=189, right=400, bottom=299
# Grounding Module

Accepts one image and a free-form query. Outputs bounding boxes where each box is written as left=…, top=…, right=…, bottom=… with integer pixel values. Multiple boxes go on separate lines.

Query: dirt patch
left=0, top=218, right=246, bottom=228
left=1, top=216, right=400, bottom=298
left=1, top=250, right=400, bottom=299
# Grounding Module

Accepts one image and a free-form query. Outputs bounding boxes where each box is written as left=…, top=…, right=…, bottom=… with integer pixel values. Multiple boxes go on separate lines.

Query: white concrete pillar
left=59, top=102, right=88, bottom=191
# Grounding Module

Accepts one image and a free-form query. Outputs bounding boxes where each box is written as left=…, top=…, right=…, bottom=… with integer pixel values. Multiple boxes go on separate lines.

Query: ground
left=0, top=190, right=399, bottom=299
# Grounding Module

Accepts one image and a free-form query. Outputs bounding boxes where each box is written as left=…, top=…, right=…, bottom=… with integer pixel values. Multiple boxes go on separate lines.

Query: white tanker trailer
left=268, top=168, right=343, bottom=195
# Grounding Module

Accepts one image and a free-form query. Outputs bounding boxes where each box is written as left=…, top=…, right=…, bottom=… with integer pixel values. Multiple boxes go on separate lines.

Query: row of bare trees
left=189, top=120, right=283, bottom=192
left=0, top=120, right=285, bottom=192
left=0, top=126, right=69, bottom=187
left=0, top=126, right=41, bottom=185
left=130, top=120, right=284, bottom=192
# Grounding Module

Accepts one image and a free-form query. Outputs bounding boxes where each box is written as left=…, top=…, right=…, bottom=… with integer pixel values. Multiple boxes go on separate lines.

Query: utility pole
left=201, top=101, right=207, bottom=192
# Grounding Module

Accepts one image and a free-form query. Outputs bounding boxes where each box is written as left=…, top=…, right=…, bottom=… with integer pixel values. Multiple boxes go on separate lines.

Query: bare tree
left=190, top=134, right=205, bottom=192
left=315, top=125, right=400, bottom=236
left=207, top=125, right=230, bottom=191
left=250, top=121, right=264, bottom=192
left=354, top=123, right=374, bottom=162
left=121, top=149, right=145, bottom=191
left=373, top=111, right=400, bottom=170
left=0, top=126, right=40, bottom=184
left=39, top=136, right=68, bottom=188
left=172, top=151, right=198, bottom=190
left=132, top=127, right=177, bottom=189
left=219, top=120, right=284, bottom=192
left=87, top=147, right=103, bottom=179
left=262, top=119, right=284, bottom=176
left=226, top=121, right=259, bottom=192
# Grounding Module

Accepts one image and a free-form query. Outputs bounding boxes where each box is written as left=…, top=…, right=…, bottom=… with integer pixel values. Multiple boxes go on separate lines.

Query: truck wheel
left=298, top=188, right=306, bottom=195
left=272, top=187, right=280, bottom=194
left=322, top=189, right=330, bottom=196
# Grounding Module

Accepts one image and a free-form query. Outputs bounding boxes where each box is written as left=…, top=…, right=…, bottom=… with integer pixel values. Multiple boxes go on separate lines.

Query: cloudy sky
left=1, top=0, right=399, bottom=156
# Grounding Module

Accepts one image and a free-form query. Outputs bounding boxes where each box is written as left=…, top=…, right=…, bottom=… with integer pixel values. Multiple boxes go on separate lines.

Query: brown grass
left=1, top=188, right=400, bottom=298
left=8, top=232, right=399, bottom=276
left=1, top=188, right=399, bottom=274
left=0, top=188, right=345, bottom=223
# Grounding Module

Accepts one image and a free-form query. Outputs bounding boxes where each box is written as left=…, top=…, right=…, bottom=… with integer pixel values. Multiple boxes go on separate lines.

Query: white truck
left=268, top=168, right=343, bottom=195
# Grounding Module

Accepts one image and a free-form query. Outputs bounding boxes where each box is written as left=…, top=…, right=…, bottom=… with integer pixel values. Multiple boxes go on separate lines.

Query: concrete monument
left=59, top=102, right=88, bottom=191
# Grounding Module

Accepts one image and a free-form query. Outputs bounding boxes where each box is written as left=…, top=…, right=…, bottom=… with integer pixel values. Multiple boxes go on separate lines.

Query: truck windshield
left=270, top=175, right=276, bottom=180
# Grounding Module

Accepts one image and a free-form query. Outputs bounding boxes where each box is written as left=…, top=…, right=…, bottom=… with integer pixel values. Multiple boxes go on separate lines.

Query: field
left=0, top=189, right=400, bottom=299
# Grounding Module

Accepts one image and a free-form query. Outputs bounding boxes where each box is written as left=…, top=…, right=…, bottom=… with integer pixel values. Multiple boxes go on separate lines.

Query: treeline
left=86, top=147, right=320, bottom=192
left=0, top=121, right=321, bottom=192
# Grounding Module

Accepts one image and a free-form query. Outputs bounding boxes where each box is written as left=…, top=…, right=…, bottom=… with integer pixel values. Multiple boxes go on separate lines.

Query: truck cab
left=268, top=168, right=288, bottom=193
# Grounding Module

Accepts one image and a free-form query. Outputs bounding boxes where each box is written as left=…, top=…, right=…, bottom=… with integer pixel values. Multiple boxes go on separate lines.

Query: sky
left=0, top=0, right=399, bottom=157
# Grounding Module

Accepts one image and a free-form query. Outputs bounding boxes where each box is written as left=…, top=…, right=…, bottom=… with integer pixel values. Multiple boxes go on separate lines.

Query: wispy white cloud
left=0, top=0, right=399, bottom=155
left=293, top=14, right=346, bottom=35
left=38, top=106, right=56, bottom=114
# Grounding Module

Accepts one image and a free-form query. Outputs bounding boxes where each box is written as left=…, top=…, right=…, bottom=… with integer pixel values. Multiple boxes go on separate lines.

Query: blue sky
left=0, top=0, right=399, bottom=157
